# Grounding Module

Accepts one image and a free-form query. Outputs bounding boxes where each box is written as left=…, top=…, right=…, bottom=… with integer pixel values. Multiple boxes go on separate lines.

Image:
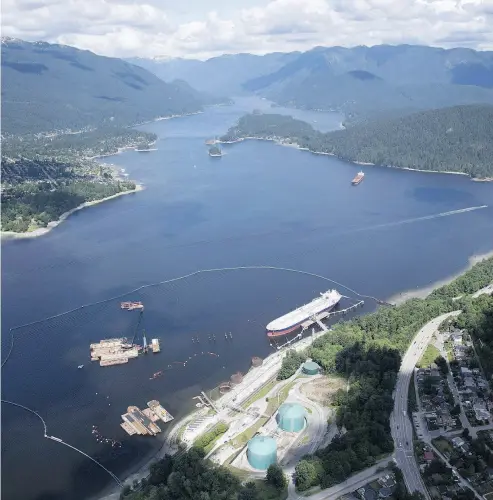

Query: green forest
left=292, top=256, right=493, bottom=491
left=221, top=106, right=493, bottom=178
left=1, top=128, right=155, bottom=232
left=120, top=448, right=285, bottom=500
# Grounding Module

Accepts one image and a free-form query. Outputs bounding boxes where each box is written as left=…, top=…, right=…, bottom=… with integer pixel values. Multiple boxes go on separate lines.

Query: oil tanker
left=266, top=290, right=342, bottom=337
left=352, top=171, right=364, bottom=185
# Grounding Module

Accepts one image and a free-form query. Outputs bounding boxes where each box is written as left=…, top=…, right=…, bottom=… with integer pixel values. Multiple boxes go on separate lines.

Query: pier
left=120, top=400, right=174, bottom=436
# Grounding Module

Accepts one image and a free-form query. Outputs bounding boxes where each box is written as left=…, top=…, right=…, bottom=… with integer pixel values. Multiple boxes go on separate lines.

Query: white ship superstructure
left=266, top=290, right=342, bottom=337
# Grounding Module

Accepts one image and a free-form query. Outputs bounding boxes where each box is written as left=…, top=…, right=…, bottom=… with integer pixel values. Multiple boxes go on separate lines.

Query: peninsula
left=220, top=105, right=493, bottom=179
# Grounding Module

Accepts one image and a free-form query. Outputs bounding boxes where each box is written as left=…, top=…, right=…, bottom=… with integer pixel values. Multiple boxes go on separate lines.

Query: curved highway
left=390, top=311, right=460, bottom=498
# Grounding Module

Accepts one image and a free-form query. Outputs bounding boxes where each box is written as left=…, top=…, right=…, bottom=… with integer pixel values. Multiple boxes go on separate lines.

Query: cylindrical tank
left=230, top=371, right=243, bottom=385
left=251, top=356, right=263, bottom=367
left=302, top=360, right=320, bottom=375
left=219, top=382, right=231, bottom=394
left=276, top=403, right=306, bottom=432
left=247, top=435, right=277, bottom=470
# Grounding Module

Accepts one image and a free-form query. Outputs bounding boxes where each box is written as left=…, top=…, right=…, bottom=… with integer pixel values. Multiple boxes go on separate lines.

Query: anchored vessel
left=352, top=171, right=365, bottom=185
left=266, top=290, right=342, bottom=337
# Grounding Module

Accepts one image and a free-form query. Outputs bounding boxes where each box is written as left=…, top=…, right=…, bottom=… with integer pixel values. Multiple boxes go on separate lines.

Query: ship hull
left=266, top=301, right=340, bottom=337
left=352, top=179, right=363, bottom=185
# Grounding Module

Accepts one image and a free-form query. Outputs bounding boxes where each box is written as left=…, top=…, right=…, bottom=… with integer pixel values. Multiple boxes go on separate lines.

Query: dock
left=120, top=400, right=174, bottom=436
left=147, top=400, right=174, bottom=423
left=151, top=338, right=160, bottom=353
left=300, top=300, right=365, bottom=331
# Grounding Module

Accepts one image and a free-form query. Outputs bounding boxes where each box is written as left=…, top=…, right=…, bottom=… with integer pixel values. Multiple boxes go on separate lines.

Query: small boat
left=78, top=365, right=84, bottom=369
left=120, top=301, right=144, bottom=311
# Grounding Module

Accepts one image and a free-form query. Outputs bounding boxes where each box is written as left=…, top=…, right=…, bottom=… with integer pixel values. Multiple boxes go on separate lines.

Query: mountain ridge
left=1, top=38, right=220, bottom=136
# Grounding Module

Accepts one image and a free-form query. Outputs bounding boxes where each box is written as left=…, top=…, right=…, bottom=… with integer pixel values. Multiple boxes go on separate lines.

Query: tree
left=277, top=350, right=305, bottom=380
left=462, top=428, right=471, bottom=440
left=450, top=404, right=461, bottom=416
left=294, top=460, right=319, bottom=491
left=266, top=464, right=287, bottom=491
left=434, top=355, right=449, bottom=375
left=238, top=482, right=260, bottom=500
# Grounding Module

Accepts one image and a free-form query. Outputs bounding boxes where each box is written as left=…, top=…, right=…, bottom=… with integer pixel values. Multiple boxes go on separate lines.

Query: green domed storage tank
left=247, top=435, right=277, bottom=470
left=302, top=360, right=320, bottom=375
left=276, top=403, right=306, bottom=432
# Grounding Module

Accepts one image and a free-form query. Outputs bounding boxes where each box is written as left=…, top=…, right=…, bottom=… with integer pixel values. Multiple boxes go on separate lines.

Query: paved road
left=390, top=311, right=460, bottom=499
left=287, top=457, right=392, bottom=500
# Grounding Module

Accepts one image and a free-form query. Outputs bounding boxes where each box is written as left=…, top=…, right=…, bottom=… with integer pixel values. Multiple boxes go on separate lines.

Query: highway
left=390, top=311, right=460, bottom=499
left=287, top=457, right=392, bottom=500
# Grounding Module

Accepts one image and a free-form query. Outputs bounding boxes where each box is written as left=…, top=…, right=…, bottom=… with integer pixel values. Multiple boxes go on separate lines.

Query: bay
left=2, top=97, right=493, bottom=500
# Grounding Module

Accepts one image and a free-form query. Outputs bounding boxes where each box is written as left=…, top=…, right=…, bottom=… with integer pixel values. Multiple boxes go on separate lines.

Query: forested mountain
left=129, top=52, right=299, bottom=96
left=1, top=37, right=219, bottom=136
left=243, top=45, right=493, bottom=122
left=221, top=105, right=493, bottom=178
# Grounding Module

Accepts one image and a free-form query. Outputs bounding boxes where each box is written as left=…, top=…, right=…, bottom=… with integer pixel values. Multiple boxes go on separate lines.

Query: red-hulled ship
left=352, top=171, right=364, bottom=185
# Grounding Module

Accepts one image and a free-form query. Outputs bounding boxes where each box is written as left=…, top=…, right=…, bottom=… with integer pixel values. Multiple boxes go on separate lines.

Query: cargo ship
left=352, top=171, right=364, bottom=185
left=266, top=290, right=342, bottom=337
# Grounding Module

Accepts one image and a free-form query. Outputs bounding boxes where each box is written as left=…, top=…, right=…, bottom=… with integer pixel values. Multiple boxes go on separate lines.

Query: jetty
left=120, top=400, right=173, bottom=436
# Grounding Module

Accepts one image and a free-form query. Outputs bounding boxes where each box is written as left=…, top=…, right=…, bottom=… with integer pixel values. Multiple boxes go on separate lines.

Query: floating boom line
left=1, top=399, right=122, bottom=487
left=1, top=265, right=384, bottom=368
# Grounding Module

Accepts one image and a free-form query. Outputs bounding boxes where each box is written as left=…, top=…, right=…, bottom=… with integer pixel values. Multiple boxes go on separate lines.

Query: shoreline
left=219, top=136, right=493, bottom=181
left=1, top=185, right=144, bottom=241
left=100, top=329, right=327, bottom=499
left=387, top=249, right=493, bottom=305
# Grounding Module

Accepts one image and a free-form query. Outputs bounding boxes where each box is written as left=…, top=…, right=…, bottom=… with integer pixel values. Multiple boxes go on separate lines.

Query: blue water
left=2, top=97, right=493, bottom=500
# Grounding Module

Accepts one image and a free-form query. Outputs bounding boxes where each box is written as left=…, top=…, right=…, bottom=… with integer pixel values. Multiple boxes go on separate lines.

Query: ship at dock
left=266, top=290, right=342, bottom=337
left=352, top=171, right=365, bottom=185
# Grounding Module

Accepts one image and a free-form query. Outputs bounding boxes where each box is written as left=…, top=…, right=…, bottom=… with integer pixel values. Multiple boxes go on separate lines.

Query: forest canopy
left=221, top=106, right=493, bottom=178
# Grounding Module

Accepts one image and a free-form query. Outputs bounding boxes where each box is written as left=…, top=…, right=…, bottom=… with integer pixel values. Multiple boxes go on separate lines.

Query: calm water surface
left=2, top=97, right=493, bottom=500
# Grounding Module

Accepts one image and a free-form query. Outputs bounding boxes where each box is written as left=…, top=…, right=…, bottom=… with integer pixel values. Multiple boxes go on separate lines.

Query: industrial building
left=302, top=360, right=320, bottom=375
left=276, top=403, right=306, bottom=432
left=246, top=435, right=277, bottom=470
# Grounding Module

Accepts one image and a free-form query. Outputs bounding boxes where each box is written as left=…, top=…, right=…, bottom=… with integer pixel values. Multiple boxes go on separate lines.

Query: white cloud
left=2, top=0, right=492, bottom=58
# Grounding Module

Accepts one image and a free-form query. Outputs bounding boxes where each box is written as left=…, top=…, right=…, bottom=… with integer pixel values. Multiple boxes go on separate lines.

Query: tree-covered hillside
left=1, top=38, right=217, bottom=135
left=221, top=106, right=493, bottom=178
left=1, top=128, right=155, bottom=232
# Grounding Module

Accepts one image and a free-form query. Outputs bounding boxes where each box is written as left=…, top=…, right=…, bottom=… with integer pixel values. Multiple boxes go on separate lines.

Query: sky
left=2, top=0, right=493, bottom=59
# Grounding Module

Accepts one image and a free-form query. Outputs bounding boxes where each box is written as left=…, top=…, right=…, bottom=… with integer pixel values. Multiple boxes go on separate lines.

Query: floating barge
left=151, top=338, right=160, bottom=353
left=90, top=338, right=139, bottom=367
left=120, top=400, right=173, bottom=436
left=148, top=400, right=174, bottom=423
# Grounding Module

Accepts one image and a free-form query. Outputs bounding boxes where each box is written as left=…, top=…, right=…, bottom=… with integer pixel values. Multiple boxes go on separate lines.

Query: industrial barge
left=120, top=400, right=174, bottom=436
left=266, top=290, right=342, bottom=337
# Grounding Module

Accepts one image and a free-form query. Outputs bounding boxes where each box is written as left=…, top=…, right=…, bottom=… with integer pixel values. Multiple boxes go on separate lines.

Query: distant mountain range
left=128, top=52, right=300, bottom=96
left=134, top=44, right=493, bottom=123
left=1, top=37, right=222, bottom=136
